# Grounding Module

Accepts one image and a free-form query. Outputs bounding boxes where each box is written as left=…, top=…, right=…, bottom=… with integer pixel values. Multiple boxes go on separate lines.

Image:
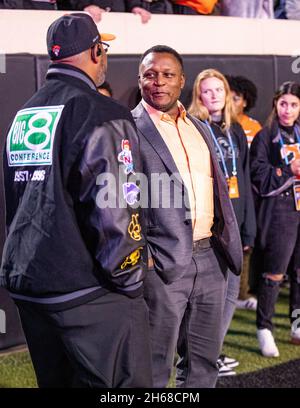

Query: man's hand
left=84, top=5, right=104, bottom=23
left=291, top=159, right=300, bottom=177
left=132, top=7, right=151, bottom=24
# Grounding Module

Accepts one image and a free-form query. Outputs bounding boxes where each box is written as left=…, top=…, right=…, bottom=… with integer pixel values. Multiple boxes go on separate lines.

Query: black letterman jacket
left=0, top=64, right=145, bottom=310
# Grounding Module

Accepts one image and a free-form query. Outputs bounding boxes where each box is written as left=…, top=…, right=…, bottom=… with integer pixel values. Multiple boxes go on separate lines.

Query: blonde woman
left=189, top=69, right=256, bottom=375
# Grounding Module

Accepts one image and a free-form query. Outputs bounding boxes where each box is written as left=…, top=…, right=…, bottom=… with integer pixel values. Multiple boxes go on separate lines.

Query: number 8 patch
left=6, top=105, right=64, bottom=167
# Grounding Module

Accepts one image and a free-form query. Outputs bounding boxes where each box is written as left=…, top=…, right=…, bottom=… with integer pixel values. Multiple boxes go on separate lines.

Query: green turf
left=168, top=288, right=300, bottom=387
left=0, top=350, right=36, bottom=388
left=0, top=288, right=299, bottom=388
left=223, top=289, right=300, bottom=374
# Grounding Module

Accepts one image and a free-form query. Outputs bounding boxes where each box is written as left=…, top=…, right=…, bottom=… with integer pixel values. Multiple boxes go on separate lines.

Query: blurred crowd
left=0, top=1, right=300, bottom=23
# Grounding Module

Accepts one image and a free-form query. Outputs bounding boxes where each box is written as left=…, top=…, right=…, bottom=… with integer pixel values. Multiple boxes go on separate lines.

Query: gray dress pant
left=144, top=240, right=227, bottom=388
left=221, top=272, right=240, bottom=343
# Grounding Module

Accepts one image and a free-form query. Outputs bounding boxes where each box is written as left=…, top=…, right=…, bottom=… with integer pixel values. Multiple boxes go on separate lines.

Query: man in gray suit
left=132, top=45, right=242, bottom=388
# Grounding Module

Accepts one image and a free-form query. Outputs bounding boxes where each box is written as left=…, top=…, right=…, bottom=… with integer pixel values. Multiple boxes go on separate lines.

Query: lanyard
left=278, top=125, right=300, bottom=166
left=205, top=121, right=237, bottom=177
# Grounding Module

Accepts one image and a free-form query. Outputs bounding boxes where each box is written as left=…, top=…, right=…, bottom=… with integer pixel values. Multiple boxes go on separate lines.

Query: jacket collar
left=132, top=102, right=180, bottom=176
left=46, top=63, right=97, bottom=91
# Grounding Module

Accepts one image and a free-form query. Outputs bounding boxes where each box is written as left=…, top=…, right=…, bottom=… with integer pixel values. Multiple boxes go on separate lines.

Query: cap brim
left=100, top=33, right=116, bottom=41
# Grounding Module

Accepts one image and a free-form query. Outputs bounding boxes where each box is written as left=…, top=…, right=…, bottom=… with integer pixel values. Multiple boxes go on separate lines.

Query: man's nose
left=154, top=73, right=165, bottom=86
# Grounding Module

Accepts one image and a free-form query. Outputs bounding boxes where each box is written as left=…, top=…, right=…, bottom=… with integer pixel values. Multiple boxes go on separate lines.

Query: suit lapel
left=132, top=103, right=180, bottom=176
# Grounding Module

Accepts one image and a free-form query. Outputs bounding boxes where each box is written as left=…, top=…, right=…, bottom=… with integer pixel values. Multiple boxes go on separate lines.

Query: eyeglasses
left=99, top=41, right=110, bottom=53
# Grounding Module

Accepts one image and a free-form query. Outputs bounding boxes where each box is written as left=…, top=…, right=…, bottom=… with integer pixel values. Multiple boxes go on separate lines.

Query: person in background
left=226, top=75, right=262, bottom=311
left=220, top=0, right=274, bottom=18
left=285, top=0, right=300, bottom=19
left=59, top=0, right=148, bottom=23
left=189, top=68, right=256, bottom=376
left=132, top=45, right=242, bottom=387
left=97, top=80, right=113, bottom=97
left=226, top=75, right=262, bottom=148
left=171, top=0, right=218, bottom=15
left=274, top=0, right=287, bottom=18
left=274, top=0, right=300, bottom=19
left=128, top=0, right=173, bottom=14
left=0, top=13, right=152, bottom=387
left=59, top=1, right=173, bottom=23
left=250, top=81, right=300, bottom=357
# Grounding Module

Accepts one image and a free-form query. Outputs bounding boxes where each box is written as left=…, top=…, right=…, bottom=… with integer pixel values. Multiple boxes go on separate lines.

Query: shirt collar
left=142, top=99, right=188, bottom=125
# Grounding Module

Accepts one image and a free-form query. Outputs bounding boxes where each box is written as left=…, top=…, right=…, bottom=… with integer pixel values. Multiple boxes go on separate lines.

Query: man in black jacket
left=0, top=13, right=152, bottom=388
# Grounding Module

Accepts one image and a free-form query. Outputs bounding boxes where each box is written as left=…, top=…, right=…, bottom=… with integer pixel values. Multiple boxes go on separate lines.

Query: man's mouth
left=152, top=92, right=167, bottom=97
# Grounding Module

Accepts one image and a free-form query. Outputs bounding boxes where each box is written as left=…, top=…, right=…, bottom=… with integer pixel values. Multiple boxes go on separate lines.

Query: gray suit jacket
left=132, top=102, right=242, bottom=283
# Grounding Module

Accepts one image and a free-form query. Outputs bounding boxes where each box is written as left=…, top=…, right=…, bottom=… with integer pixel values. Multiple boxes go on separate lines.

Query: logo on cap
left=52, top=45, right=61, bottom=57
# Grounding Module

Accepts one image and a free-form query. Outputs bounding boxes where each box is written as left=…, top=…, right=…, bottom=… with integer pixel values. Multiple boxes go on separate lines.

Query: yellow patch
left=128, top=213, right=142, bottom=241
left=121, top=247, right=143, bottom=270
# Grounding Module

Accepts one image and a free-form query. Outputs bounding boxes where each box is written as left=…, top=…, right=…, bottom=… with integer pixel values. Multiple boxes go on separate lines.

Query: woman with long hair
left=250, top=81, right=300, bottom=357
left=189, top=68, right=256, bottom=374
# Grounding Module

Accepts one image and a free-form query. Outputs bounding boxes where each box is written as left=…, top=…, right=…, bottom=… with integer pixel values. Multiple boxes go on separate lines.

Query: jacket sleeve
left=250, top=127, right=294, bottom=196
left=235, top=125, right=256, bottom=247
left=77, top=116, right=145, bottom=298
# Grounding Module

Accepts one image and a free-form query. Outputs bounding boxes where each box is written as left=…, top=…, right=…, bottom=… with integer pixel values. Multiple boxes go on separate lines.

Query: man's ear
left=138, top=75, right=141, bottom=90
left=91, top=46, right=100, bottom=63
left=181, top=73, right=186, bottom=90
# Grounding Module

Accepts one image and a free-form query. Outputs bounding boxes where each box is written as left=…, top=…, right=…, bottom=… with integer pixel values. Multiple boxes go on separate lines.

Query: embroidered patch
left=6, top=105, right=64, bottom=167
left=121, top=247, right=143, bottom=270
left=122, top=182, right=140, bottom=205
left=118, top=139, right=135, bottom=175
left=128, top=213, right=142, bottom=241
left=52, top=45, right=61, bottom=57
